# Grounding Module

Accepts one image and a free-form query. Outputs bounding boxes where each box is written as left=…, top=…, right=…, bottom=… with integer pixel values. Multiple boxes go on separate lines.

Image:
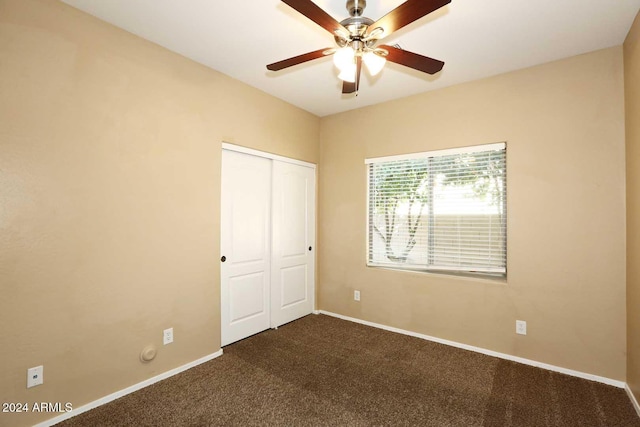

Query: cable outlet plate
left=163, top=328, right=174, bottom=345
left=27, top=365, right=43, bottom=388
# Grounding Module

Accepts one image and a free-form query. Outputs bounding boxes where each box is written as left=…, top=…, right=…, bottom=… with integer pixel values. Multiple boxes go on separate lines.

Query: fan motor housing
left=336, top=15, right=374, bottom=46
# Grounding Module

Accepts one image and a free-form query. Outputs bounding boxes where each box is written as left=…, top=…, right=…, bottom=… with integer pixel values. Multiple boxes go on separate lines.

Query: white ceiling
left=62, top=0, right=640, bottom=117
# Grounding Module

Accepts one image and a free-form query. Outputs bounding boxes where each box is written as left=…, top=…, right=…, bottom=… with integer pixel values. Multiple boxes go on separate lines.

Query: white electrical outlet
left=516, top=320, right=527, bottom=335
left=27, top=365, right=43, bottom=388
left=163, top=328, right=174, bottom=345
left=354, top=290, right=360, bottom=301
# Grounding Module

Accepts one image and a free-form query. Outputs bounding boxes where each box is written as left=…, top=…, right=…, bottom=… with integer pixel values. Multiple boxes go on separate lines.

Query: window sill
left=366, top=265, right=508, bottom=285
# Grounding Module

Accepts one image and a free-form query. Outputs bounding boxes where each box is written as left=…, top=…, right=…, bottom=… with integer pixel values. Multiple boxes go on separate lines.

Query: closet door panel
left=271, top=161, right=315, bottom=328
left=221, top=150, right=272, bottom=346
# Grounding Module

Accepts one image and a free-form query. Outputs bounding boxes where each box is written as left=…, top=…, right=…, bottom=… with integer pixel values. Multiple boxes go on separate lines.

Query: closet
left=220, top=145, right=315, bottom=346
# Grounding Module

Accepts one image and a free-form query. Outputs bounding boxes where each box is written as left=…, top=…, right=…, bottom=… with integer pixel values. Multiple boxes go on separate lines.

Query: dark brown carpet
left=59, top=314, right=639, bottom=426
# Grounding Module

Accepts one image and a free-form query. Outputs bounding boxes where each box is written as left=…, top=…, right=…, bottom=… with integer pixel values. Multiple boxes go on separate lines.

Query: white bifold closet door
left=221, top=149, right=315, bottom=347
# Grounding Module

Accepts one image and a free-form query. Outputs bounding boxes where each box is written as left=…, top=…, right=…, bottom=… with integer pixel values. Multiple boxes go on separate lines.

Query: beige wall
left=626, top=10, right=640, bottom=405
left=318, top=47, right=627, bottom=381
left=0, top=0, right=319, bottom=425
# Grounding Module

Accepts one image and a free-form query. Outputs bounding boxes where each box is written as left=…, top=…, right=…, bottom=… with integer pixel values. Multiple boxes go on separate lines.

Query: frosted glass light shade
left=333, top=47, right=355, bottom=70
left=338, top=63, right=357, bottom=82
left=363, top=51, right=386, bottom=76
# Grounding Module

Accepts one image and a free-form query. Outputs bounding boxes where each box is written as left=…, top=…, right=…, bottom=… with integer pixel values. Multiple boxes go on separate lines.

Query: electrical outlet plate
left=27, top=365, right=43, bottom=388
left=354, top=290, right=360, bottom=301
left=163, top=328, right=174, bottom=345
left=516, top=320, right=527, bottom=335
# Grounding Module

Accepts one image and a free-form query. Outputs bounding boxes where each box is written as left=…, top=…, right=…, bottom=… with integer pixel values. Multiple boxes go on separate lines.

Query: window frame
left=365, top=142, right=507, bottom=279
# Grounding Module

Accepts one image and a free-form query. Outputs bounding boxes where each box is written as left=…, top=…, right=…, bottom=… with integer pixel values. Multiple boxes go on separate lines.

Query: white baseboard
left=627, top=384, right=640, bottom=418
left=36, top=349, right=224, bottom=427
left=318, top=310, right=625, bottom=389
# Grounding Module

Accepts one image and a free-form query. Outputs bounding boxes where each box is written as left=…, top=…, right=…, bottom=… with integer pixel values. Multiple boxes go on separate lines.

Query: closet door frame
left=223, top=143, right=316, bottom=170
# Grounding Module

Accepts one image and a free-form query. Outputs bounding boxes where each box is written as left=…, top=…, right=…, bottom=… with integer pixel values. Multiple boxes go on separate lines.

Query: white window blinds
left=366, top=143, right=507, bottom=276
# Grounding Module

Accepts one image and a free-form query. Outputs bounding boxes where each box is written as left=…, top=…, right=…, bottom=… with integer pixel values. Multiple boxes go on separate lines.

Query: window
left=366, top=143, right=507, bottom=277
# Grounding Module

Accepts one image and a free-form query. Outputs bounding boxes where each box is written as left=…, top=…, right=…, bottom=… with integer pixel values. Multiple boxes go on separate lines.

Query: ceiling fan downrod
left=347, top=0, right=366, bottom=17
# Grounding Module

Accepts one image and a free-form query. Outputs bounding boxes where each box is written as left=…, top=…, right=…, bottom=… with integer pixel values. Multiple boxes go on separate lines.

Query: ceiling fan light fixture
left=338, top=63, right=357, bottom=82
left=363, top=51, right=386, bottom=76
left=333, top=46, right=355, bottom=70
left=267, top=0, right=450, bottom=94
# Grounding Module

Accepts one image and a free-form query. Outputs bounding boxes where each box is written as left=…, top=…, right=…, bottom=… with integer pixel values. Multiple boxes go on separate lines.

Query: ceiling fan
left=267, top=0, right=451, bottom=95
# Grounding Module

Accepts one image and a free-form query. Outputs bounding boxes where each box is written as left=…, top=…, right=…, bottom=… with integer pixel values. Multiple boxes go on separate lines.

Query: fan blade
left=282, top=0, right=348, bottom=36
left=341, top=56, right=363, bottom=94
left=366, top=0, right=450, bottom=40
left=267, top=48, right=333, bottom=71
left=355, top=55, right=362, bottom=92
left=380, top=45, right=444, bottom=74
left=342, top=80, right=356, bottom=94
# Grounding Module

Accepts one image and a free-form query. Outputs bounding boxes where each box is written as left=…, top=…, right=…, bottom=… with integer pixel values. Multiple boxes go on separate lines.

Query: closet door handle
left=221, top=256, right=226, bottom=262
left=309, top=246, right=312, bottom=251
